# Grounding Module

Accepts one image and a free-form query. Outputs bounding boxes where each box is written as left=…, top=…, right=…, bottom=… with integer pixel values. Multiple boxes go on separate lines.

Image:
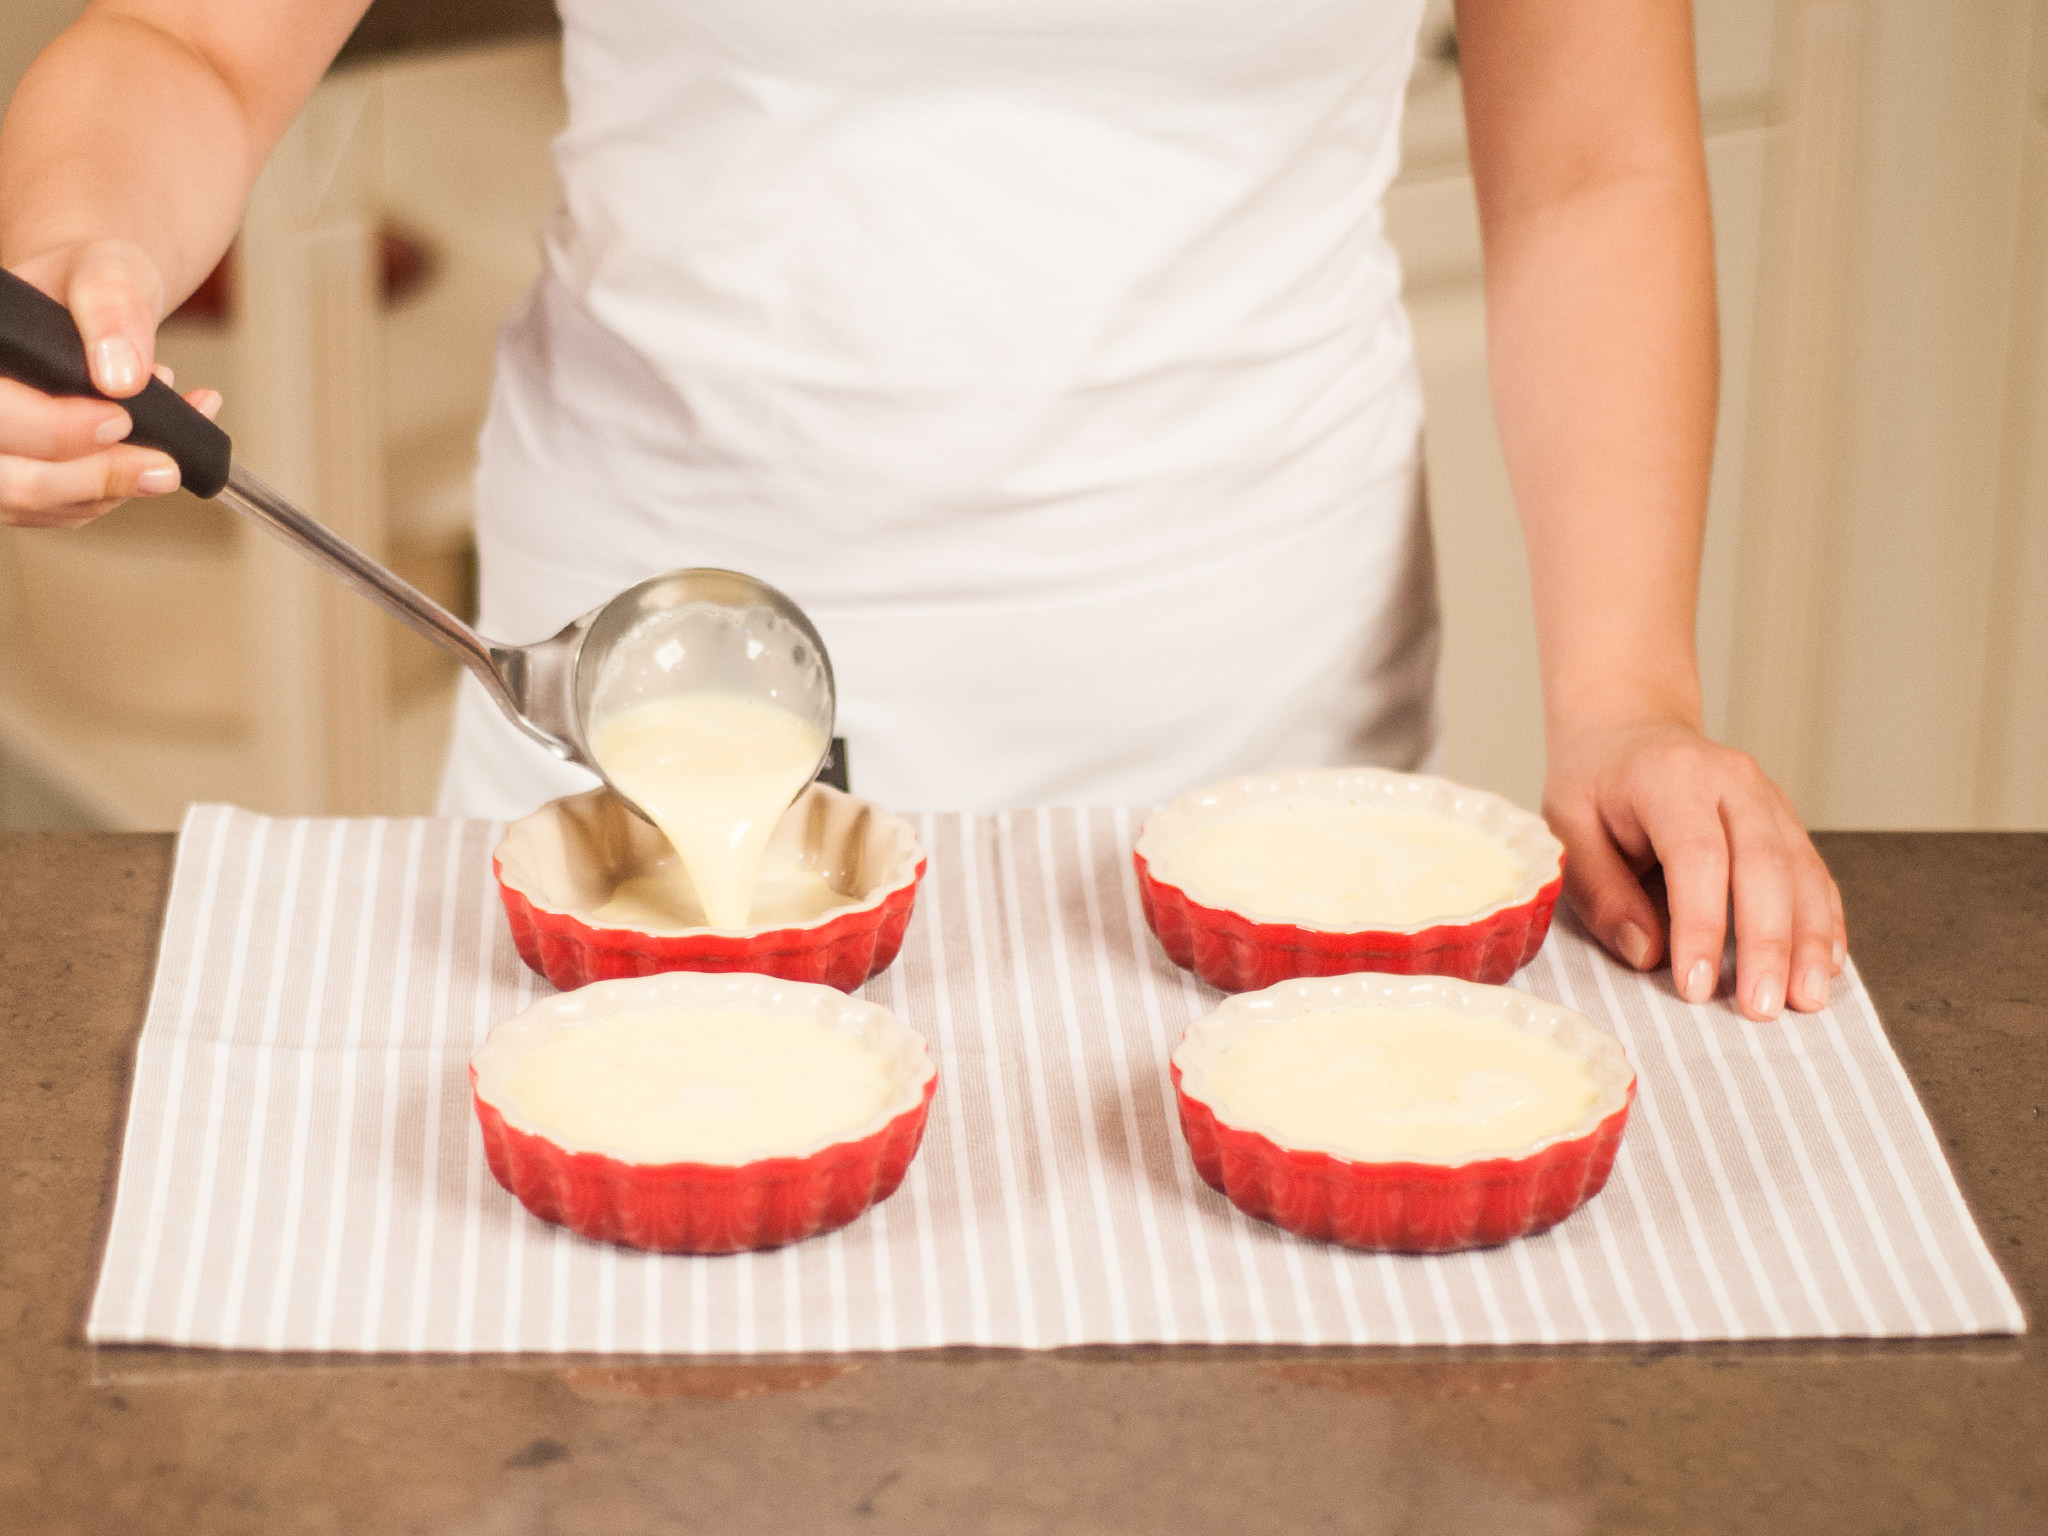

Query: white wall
left=1, top=1, right=86, bottom=105
left=1731, top=0, right=2047, bottom=829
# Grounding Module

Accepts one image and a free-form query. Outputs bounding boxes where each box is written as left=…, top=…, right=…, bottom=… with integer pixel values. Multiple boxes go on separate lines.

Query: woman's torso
left=448, top=0, right=1438, bottom=815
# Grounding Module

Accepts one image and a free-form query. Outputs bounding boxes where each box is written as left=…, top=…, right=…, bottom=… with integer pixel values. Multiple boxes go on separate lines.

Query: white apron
left=440, top=0, right=1439, bottom=818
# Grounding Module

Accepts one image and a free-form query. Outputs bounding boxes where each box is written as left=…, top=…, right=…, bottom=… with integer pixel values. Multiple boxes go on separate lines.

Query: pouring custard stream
left=590, top=693, right=825, bottom=929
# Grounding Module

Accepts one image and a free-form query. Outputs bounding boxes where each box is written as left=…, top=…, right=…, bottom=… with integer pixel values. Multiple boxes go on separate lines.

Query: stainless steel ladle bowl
left=0, top=268, right=838, bottom=814
left=224, top=470, right=839, bottom=804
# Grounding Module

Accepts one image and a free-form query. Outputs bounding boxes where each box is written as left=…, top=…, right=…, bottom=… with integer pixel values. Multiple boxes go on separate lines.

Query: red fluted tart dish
left=471, top=970, right=937, bottom=1253
left=494, top=783, right=925, bottom=993
left=1135, top=767, right=1564, bottom=991
left=1170, top=970, right=1634, bottom=1252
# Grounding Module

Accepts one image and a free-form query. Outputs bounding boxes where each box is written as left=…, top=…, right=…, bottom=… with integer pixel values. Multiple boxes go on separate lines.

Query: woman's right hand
left=1, top=239, right=221, bottom=529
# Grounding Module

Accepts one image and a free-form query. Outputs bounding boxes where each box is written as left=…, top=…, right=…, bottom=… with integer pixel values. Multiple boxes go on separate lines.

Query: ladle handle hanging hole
left=0, top=267, right=233, bottom=497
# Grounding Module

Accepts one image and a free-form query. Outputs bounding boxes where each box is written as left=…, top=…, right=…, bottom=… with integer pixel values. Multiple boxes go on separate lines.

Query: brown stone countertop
left=2, top=831, right=2041, bottom=1534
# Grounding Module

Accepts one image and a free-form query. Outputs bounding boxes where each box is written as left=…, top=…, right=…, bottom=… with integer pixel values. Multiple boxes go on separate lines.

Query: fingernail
left=1832, top=937, right=1846, bottom=969
left=193, top=389, right=223, bottom=419
left=136, top=463, right=180, bottom=494
left=152, top=363, right=176, bottom=387
left=1752, top=974, right=1783, bottom=1019
left=1684, top=958, right=1713, bottom=1004
left=94, top=335, right=142, bottom=394
left=94, top=411, right=133, bottom=445
left=1799, top=965, right=1828, bottom=1010
left=1616, top=922, right=1653, bottom=970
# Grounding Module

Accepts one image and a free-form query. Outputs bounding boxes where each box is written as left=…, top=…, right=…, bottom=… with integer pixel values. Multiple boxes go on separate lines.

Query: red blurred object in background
left=168, top=223, right=436, bottom=324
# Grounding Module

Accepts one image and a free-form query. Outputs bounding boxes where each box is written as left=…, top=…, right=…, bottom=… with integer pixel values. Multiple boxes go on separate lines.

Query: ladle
left=0, top=267, right=838, bottom=812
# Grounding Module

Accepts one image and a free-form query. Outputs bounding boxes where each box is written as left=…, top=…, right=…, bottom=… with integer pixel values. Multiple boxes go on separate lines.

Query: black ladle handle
left=0, top=265, right=232, bottom=497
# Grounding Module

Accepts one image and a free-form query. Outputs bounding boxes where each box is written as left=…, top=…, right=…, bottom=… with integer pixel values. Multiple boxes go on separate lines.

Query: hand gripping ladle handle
left=0, top=265, right=231, bottom=495
left=0, top=266, right=587, bottom=764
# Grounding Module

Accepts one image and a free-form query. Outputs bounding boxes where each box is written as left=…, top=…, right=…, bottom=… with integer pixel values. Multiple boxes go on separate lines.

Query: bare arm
left=1455, top=0, right=1842, bottom=1020
left=0, top=0, right=369, bottom=524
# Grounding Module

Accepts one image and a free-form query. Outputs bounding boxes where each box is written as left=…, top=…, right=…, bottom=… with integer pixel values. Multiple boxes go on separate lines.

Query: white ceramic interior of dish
left=471, top=969, right=937, bottom=1166
left=1135, top=767, right=1567, bottom=933
left=494, top=782, right=926, bottom=936
left=1171, top=970, right=1635, bottom=1168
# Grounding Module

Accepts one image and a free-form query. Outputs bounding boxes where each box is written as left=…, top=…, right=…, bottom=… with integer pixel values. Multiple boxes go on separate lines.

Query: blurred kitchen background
left=2, top=0, right=2044, bottom=832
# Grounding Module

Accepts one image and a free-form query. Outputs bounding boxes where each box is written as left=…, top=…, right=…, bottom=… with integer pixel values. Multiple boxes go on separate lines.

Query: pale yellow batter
left=593, top=857, right=853, bottom=931
left=1154, top=804, right=1525, bottom=928
left=589, top=693, right=824, bottom=930
left=501, top=1007, right=896, bottom=1162
left=1204, top=1004, right=1599, bottom=1161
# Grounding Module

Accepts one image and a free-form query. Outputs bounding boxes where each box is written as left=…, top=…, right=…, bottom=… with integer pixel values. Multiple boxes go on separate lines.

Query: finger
left=186, top=387, right=222, bottom=420
left=0, top=444, right=181, bottom=522
left=1552, top=803, right=1664, bottom=970
left=1724, top=790, right=1796, bottom=1020
left=0, top=375, right=133, bottom=459
left=1, top=495, right=125, bottom=530
left=1645, top=796, right=1731, bottom=1007
left=63, top=245, right=165, bottom=398
left=153, top=363, right=176, bottom=388
left=1786, top=837, right=1841, bottom=1012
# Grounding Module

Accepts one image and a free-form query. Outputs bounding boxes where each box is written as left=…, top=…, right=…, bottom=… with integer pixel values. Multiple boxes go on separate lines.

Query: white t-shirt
left=441, top=0, right=1439, bottom=816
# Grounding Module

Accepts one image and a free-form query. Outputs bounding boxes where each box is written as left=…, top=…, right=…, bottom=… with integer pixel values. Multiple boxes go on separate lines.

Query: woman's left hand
left=1453, top=1, right=1841, bottom=1019
left=1543, top=718, right=1845, bottom=1021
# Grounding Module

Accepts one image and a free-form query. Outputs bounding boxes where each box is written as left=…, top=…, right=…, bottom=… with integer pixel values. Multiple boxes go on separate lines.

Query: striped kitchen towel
left=86, top=804, right=2023, bottom=1351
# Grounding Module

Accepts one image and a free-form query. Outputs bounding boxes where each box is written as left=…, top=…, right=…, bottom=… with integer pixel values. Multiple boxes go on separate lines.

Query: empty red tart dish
left=494, top=783, right=926, bottom=992
left=1170, top=971, right=1634, bottom=1253
left=1134, top=767, right=1565, bottom=991
left=471, top=970, right=938, bottom=1253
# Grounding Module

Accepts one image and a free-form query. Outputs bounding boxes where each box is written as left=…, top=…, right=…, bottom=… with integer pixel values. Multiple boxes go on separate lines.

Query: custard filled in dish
left=1136, top=768, right=1565, bottom=989
left=1203, top=1003, right=1601, bottom=1164
left=1148, top=803, right=1528, bottom=931
left=497, top=1005, right=899, bottom=1165
left=1171, top=971, right=1634, bottom=1251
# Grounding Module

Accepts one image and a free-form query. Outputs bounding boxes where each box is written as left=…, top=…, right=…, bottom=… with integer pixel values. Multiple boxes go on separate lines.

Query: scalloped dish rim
left=1171, top=971, right=1636, bottom=1172
left=1134, top=766, right=1566, bottom=937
